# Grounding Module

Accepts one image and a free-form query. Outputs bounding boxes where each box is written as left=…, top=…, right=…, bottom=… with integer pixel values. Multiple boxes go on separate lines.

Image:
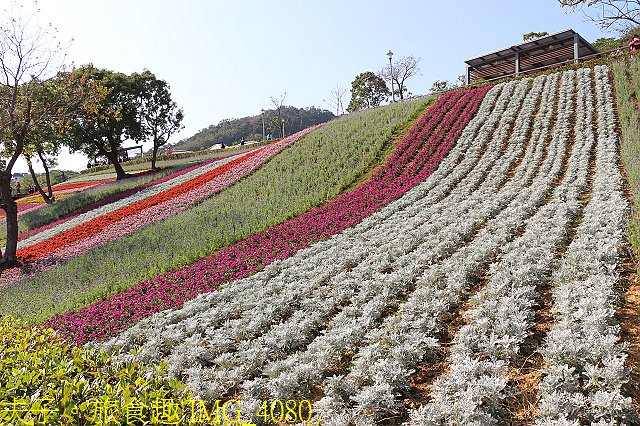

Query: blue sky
left=11, top=0, right=615, bottom=172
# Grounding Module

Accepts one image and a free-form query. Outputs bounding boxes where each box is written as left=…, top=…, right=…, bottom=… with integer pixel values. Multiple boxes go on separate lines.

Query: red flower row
left=18, top=150, right=263, bottom=262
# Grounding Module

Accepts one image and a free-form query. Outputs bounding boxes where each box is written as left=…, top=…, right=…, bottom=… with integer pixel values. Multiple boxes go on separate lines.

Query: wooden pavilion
left=464, top=29, right=599, bottom=84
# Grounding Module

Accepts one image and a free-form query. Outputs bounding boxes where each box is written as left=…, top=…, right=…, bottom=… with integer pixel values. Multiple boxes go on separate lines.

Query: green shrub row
left=0, top=315, right=193, bottom=425
left=612, top=58, right=640, bottom=251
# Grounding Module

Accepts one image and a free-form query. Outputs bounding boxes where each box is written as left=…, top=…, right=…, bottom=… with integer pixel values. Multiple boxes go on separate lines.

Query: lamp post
left=386, top=50, right=395, bottom=102
left=261, top=108, right=265, bottom=141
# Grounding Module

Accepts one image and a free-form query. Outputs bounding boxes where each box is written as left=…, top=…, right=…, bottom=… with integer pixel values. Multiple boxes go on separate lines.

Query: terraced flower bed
left=92, top=67, right=634, bottom=425
left=1, top=64, right=638, bottom=426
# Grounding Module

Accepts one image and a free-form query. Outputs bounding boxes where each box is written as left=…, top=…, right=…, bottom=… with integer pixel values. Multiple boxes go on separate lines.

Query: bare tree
left=558, top=0, right=640, bottom=30
left=269, top=91, right=287, bottom=138
left=0, top=1, right=66, bottom=267
left=379, top=55, right=422, bottom=100
left=324, top=84, right=347, bottom=116
left=429, top=80, right=450, bottom=94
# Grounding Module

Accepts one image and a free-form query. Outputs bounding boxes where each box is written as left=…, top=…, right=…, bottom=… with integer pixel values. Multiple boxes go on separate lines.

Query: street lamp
left=261, top=108, right=266, bottom=140
left=386, top=50, right=395, bottom=102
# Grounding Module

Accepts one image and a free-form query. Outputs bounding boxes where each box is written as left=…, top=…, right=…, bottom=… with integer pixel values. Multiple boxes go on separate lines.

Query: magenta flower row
left=46, top=87, right=491, bottom=344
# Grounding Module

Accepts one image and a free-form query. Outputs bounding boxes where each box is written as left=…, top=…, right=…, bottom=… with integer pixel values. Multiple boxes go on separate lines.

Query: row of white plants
left=313, top=71, right=563, bottom=425
left=534, top=65, right=636, bottom=424
left=17, top=151, right=251, bottom=248
left=407, top=67, right=615, bottom=425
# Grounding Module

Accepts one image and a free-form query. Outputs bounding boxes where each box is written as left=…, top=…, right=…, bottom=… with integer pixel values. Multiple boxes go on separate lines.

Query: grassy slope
left=613, top=59, right=640, bottom=249
left=0, top=98, right=431, bottom=324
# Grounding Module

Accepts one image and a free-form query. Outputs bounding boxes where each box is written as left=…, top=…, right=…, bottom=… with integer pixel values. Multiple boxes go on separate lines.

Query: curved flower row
left=17, top=151, right=253, bottom=250
left=15, top=181, right=113, bottom=206
left=534, top=65, right=635, bottom=424
left=47, top=85, right=491, bottom=345
left=17, top=151, right=251, bottom=242
left=408, top=68, right=607, bottom=425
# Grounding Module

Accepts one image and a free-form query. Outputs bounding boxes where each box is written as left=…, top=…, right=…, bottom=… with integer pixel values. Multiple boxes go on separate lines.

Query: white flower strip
left=534, top=66, right=636, bottom=424
left=313, top=72, right=563, bottom=425
left=408, top=68, right=599, bottom=425
left=16, top=151, right=251, bottom=248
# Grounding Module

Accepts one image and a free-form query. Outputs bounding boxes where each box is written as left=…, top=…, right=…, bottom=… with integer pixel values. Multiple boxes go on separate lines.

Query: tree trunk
left=27, top=158, right=53, bottom=204
left=397, top=81, right=404, bottom=100
left=107, top=151, right=128, bottom=180
left=0, top=171, right=20, bottom=269
left=105, top=135, right=128, bottom=180
left=151, top=143, right=159, bottom=170
left=36, top=148, right=54, bottom=199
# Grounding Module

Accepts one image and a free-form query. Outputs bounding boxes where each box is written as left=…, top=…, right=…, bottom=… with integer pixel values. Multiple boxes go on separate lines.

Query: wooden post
left=466, top=64, right=470, bottom=85
left=515, top=51, right=520, bottom=76
left=574, top=32, right=579, bottom=63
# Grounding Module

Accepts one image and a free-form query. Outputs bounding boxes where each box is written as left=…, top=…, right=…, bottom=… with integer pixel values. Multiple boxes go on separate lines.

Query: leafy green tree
left=347, top=71, right=390, bottom=112
left=138, top=73, right=184, bottom=169
left=592, top=36, right=621, bottom=50
left=558, top=0, right=640, bottom=30
left=63, top=66, right=148, bottom=180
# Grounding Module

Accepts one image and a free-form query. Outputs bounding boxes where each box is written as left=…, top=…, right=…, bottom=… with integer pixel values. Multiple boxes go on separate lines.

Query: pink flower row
left=46, top=87, right=491, bottom=344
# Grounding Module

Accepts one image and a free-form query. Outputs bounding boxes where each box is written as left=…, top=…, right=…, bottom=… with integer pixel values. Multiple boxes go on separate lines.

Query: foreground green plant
left=0, top=98, right=430, bottom=325
left=0, top=315, right=192, bottom=425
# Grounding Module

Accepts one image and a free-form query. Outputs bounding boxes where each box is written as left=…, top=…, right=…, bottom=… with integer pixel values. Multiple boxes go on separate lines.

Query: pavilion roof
left=465, top=29, right=599, bottom=81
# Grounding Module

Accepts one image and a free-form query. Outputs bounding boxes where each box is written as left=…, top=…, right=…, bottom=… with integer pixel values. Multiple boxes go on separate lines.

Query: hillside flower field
left=1, top=64, right=639, bottom=425
left=0, top=97, right=431, bottom=324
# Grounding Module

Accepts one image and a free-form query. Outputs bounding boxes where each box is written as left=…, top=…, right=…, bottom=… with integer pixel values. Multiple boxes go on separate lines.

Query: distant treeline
left=171, top=106, right=335, bottom=152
